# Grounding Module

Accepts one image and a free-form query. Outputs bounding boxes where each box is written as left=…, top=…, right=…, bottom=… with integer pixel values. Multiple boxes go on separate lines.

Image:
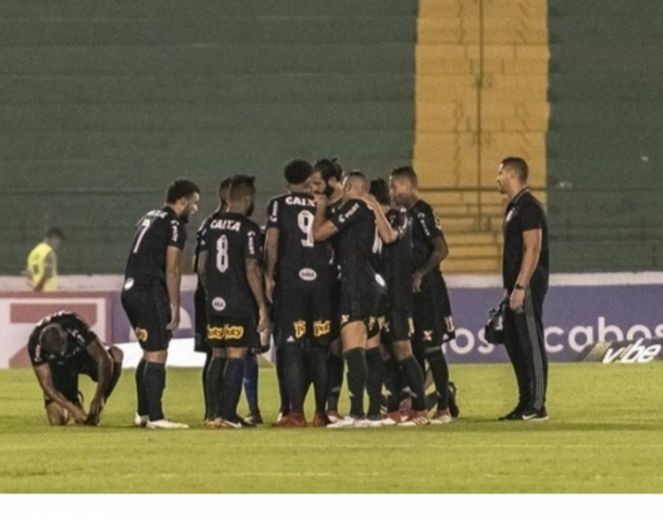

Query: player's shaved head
left=39, top=324, right=66, bottom=355
left=344, top=170, right=369, bottom=192
left=284, top=159, right=313, bottom=186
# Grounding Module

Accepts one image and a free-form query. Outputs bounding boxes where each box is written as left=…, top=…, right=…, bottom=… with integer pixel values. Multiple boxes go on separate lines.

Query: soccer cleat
left=398, top=410, right=430, bottom=427
left=218, top=418, right=243, bottom=429
left=399, top=397, right=413, bottom=415
left=381, top=411, right=402, bottom=426
left=133, top=413, right=149, bottom=427
left=326, top=416, right=369, bottom=429
left=448, top=381, right=460, bottom=418
left=312, top=412, right=331, bottom=427
left=243, top=411, right=263, bottom=426
left=146, top=419, right=190, bottom=430
left=326, top=410, right=343, bottom=423
left=204, top=418, right=223, bottom=429
left=273, top=412, right=307, bottom=428
left=520, top=407, right=549, bottom=422
left=365, top=415, right=384, bottom=428
left=429, top=408, right=453, bottom=425
left=498, top=406, right=523, bottom=421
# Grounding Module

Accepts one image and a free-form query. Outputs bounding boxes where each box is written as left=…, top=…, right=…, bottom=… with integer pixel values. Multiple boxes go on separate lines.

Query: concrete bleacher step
left=449, top=244, right=502, bottom=258
left=445, top=231, right=496, bottom=245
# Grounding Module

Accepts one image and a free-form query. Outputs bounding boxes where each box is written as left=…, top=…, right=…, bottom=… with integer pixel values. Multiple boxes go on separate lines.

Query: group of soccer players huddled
left=28, top=159, right=459, bottom=429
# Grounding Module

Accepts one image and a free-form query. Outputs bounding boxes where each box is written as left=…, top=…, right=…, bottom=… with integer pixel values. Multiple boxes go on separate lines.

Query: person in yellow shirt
left=26, top=228, right=64, bottom=292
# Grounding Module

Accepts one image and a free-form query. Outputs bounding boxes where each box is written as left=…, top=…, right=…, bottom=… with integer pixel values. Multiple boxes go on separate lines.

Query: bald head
left=342, top=170, right=369, bottom=200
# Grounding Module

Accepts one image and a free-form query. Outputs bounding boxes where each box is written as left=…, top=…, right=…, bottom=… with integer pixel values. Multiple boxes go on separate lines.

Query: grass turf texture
left=1, top=363, right=662, bottom=493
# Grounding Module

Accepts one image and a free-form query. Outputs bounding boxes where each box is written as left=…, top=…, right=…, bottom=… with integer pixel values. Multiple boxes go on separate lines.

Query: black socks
left=308, top=344, right=328, bottom=413
left=144, top=361, right=166, bottom=421
left=400, top=356, right=426, bottom=411
left=344, top=348, right=367, bottom=418
left=205, top=356, right=225, bottom=420
left=426, top=347, right=450, bottom=410
left=326, top=352, right=344, bottom=412
left=366, top=348, right=383, bottom=418
left=219, top=358, right=245, bottom=421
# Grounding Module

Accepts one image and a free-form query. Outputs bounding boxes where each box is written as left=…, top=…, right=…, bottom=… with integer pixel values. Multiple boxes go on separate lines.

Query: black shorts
left=329, top=278, right=342, bottom=341
left=193, top=284, right=210, bottom=354
left=412, top=278, right=456, bottom=348
left=121, top=285, right=172, bottom=352
left=207, top=315, right=259, bottom=349
left=273, top=285, right=332, bottom=345
left=43, top=356, right=97, bottom=407
left=383, top=307, right=415, bottom=344
left=338, top=287, right=382, bottom=334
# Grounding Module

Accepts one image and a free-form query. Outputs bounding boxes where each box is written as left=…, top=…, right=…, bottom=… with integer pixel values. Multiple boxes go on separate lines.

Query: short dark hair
left=284, top=159, right=313, bottom=185
left=166, top=179, right=200, bottom=204
left=369, top=178, right=390, bottom=206
left=313, top=158, right=343, bottom=183
left=501, top=157, right=529, bottom=182
left=39, top=324, right=66, bottom=353
left=228, top=175, right=256, bottom=201
left=218, top=177, right=232, bottom=204
left=45, top=227, right=64, bottom=241
left=390, top=166, right=418, bottom=186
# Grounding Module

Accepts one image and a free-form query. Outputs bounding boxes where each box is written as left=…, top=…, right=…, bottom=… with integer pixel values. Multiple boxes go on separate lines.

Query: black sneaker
left=498, top=406, right=524, bottom=421
left=448, top=382, right=459, bottom=419
left=519, top=407, right=549, bottom=422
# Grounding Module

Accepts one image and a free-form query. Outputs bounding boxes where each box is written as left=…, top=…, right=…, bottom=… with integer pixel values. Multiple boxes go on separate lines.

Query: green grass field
left=1, top=362, right=663, bottom=493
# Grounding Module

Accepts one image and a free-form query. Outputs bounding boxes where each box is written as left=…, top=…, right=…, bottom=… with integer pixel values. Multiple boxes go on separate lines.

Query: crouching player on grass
left=28, top=311, right=123, bottom=426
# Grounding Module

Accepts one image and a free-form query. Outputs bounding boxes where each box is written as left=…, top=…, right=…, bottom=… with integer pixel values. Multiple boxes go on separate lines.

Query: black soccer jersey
left=410, top=199, right=445, bottom=288
left=326, top=197, right=345, bottom=278
left=383, top=207, right=415, bottom=308
left=27, top=311, right=97, bottom=367
left=502, top=189, right=549, bottom=293
left=123, top=206, right=187, bottom=287
left=266, top=192, right=332, bottom=289
left=199, top=212, right=261, bottom=320
left=330, top=199, right=386, bottom=296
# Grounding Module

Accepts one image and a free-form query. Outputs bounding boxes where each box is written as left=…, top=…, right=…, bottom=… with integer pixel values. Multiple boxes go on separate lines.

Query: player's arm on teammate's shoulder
left=362, top=194, right=398, bottom=244
left=413, top=207, right=449, bottom=292
left=312, top=194, right=338, bottom=241
left=33, top=251, right=55, bottom=292
left=84, top=337, right=113, bottom=425
left=33, top=364, right=87, bottom=424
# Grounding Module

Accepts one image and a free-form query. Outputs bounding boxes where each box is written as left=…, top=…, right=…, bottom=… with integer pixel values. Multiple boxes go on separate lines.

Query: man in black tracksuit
left=497, top=157, right=549, bottom=421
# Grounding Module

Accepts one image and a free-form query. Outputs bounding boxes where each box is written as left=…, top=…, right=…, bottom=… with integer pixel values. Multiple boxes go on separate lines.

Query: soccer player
left=197, top=175, right=268, bottom=429
left=369, top=178, right=429, bottom=426
left=313, top=158, right=345, bottom=422
left=194, top=177, right=231, bottom=421
left=497, top=157, right=549, bottom=421
left=313, top=171, right=397, bottom=428
left=25, top=228, right=64, bottom=292
left=121, top=178, right=200, bottom=429
left=28, top=311, right=123, bottom=426
left=390, top=166, right=456, bottom=425
left=265, top=159, right=333, bottom=427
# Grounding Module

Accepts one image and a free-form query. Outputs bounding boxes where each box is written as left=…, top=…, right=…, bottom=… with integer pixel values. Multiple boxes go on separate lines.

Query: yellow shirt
left=26, top=242, right=58, bottom=291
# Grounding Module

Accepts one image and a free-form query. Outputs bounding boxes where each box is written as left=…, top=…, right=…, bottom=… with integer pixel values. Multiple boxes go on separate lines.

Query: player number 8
left=216, top=235, right=229, bottom=273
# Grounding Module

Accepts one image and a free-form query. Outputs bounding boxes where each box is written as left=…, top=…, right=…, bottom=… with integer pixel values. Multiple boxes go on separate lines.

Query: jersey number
left=298, top=210, right=314, bottom=248
left=132, top=219, right=151, bottom=254
left=216, top=235, right=229, bottom=273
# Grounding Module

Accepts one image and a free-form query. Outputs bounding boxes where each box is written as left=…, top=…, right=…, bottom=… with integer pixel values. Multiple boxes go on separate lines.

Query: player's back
left=124, top=207, right=185, bottom=288
left=384, top=207, right=415, bottom=306
left=28, top=311, right=95, bottom=366
left=267, top=192, right=331, bottom=289
left=202, top=212, right=260, bottom=319
left=410, top=199, right=444, bottom=287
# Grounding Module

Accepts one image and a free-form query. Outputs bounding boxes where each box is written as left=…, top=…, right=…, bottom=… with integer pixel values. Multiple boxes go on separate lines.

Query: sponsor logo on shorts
left=294, top=320, right=307, bottom=339
left=123, top=278, right=134, bottom=290
left=135, top=328, right=149, bottom=342
left=423, top=330, right=433, bottom=342
left=299, top=268, right=318, bottom=282
left=207, top=325, right=244, bottom=341
left=313, top=320, right=331, bottom=337
left=212, top=297, right=226, bottom=312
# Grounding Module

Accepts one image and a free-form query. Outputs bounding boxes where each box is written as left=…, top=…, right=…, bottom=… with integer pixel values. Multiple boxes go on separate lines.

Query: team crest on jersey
left=299, top=268, right=318, bottom=282
left=505, top=208, right=516, bottom=223
left=313, top=320, right=331, bottom=337
left=212, top=297, right=226, bottom=312
left=135, top=328, right=149, bottom=342
left=293, top=320, right=307, bottom=339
